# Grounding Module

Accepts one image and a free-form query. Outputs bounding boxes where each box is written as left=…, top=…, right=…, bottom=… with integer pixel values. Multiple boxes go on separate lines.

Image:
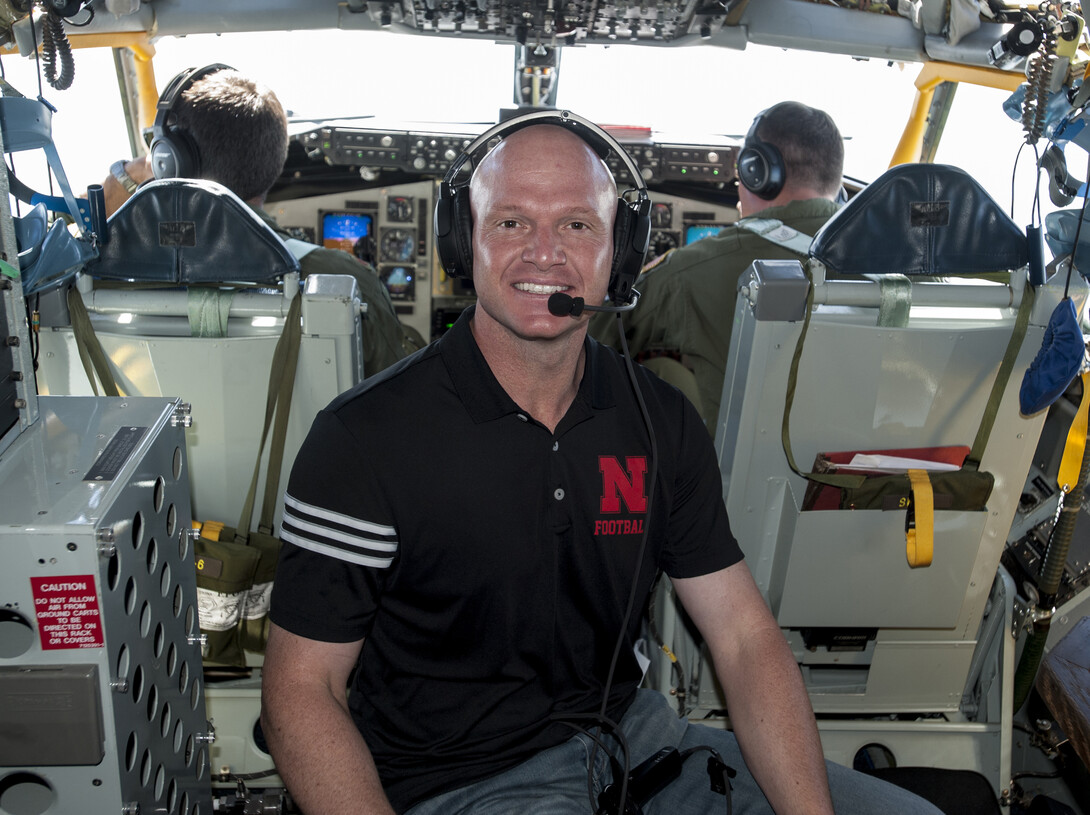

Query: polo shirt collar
left=440, top=306, right=617, bottom=425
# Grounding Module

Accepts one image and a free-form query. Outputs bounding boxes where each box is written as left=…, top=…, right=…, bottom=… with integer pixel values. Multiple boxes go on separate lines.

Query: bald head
left=470, top=125, right=617, bottom=218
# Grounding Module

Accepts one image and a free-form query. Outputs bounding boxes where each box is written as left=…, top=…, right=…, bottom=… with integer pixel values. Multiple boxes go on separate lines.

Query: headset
left=433, top=109, right=652, bottom=307
left=149, top=63, right=234, bottom=180
left=735, top=109, right=786, bottom=201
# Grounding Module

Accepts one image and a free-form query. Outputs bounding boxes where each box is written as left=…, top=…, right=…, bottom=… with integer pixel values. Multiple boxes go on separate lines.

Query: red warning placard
left=30, top=575, right=105, bottom=650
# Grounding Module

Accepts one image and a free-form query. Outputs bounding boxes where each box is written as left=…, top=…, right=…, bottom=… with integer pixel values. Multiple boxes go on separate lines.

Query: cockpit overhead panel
left=293, top=124, right=738, bottom=189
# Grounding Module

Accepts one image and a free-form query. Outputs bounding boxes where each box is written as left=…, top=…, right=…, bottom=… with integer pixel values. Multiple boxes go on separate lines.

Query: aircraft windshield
left=0, top=28, right=1061, bottom=228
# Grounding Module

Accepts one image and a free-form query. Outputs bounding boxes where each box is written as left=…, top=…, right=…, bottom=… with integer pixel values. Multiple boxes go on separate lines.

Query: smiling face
left=468, top=125, right=617, bottom=348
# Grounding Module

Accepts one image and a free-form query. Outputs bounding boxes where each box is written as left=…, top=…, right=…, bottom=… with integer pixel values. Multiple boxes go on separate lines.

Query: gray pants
left=406, top=689, right=946, bottom=814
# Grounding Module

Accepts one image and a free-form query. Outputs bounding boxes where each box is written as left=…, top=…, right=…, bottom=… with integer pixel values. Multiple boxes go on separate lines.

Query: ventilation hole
left=154, top=623, right=165, bottom=658
left=194, top=743, right=207, bottom=779
left=178, top=661, right=189, bottom=695
left=173, top=585, right=183, bottom=618
left=185, top=605, right=197, bottom=636
left=146, top=683, right=159, bottom=722
left=190, top=676, right=201, bottom=711
left=167, top=503, right=178, bottom=537
left=106, top=550, right=121, bottom=591
left=167, top=779, right=178, bottom=814
left=0, top=772, right=56, bottom=814
left=116, top=644, right=130, bottom=680
left=166, top=642, right=177, bottom=677
left=124, top=577, right=138, bottom=615
left=173, top=719, right=184, bottom=753
left=180, top=792, right=190, bottom=815
left=853, top=742, right=896, bottom=772
left=132, top=665, right=145, bottom=703
left=154, top=763, right=165, bottom=799
left=160, top=562, right=172, bottom=598
left=173, top=446, right=183, bottom=480
left=147, top=538, right=159, bottom=574
left=132, top=511, right=144, bottom=550
left=0, top=609, right=35, bottom=659
left=153, top=476, right=166, bottom=512
left=125, top=731, right=138, bottom=771
left=141, top=748, right=152, bottom=787
left=160, top=701, right=172, bottom=738
left=140, top=601, right=151, bottom=638
left=184, top=734, right=194, bottom=767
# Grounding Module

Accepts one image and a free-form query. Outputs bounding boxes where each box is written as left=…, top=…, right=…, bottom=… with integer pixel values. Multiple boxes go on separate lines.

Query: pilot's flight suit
left=589, top=198, right=840, bottom=429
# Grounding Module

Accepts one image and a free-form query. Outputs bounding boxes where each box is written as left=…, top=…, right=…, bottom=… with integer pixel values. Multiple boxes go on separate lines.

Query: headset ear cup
left=434, top=183, right=475, bottom=279
left=737, top=142, right=785, bottom=200
left=609, top=196, right=651, bottom=304
left=149, top=132, right=199, bottom=180
left=453, top=190, right=474, bottom=278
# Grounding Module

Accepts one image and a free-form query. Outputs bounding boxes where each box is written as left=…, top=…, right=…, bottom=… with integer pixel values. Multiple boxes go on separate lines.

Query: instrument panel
left=273, top=125, right=739, bottom=344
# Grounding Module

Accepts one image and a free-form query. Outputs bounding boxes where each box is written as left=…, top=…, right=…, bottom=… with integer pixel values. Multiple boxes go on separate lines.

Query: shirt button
left=552, top=441, right=559, bottom=452
left=517, top=413, right=528, bottom=422
left=554, top=488, right=565, bottom=501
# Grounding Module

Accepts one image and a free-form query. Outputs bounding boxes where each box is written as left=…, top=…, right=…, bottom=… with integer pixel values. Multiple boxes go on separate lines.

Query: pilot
left=588, top=100, right=844, bottom=430
left=259, top=118, right=942, bottom=815
left=101, top=66, right=413, bottom=375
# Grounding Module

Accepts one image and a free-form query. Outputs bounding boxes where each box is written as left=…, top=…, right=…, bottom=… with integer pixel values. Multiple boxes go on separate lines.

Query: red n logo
left=599, top=456, right=648, bottom=513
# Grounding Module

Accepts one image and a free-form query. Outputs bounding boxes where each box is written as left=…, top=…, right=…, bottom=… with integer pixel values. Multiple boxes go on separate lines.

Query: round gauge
left=649, top=230, right=679, bottom=257
left=381, top=265, right=415, bottom=300
left=381, top=228, right=416, bottom=262
left=650, top=202, right=672, bottom=228
left=386, top=196, right=414, bottom=222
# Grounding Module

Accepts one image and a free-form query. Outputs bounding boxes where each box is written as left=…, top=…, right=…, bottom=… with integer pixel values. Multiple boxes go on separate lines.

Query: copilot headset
left=149, top=63, right=234, bottom=180
left=432, top=109, right=734, bottom=815
left=735, top=108, right=786, bottom=201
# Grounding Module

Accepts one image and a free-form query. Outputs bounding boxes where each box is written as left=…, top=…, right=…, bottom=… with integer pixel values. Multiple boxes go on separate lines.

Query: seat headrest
left=810, top=163, right=1028, bottom=277
left=87, top=178, right=300, bottom=284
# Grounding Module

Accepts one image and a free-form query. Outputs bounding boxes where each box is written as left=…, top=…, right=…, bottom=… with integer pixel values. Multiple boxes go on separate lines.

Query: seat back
left=35, top=179, right=363, bottom=530
left=709, top=164, right=1083, bottom=714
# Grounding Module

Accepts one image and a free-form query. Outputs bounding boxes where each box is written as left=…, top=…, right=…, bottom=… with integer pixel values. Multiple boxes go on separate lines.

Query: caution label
left=30, top=575, right=105, bottom=650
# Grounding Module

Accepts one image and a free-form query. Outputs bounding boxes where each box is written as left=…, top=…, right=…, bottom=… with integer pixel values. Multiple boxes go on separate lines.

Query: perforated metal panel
left=0, top=395, right=213, bottom=815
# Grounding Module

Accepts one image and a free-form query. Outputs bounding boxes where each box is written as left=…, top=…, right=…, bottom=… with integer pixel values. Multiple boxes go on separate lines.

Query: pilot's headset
left=149, top=63, right=234, bottom=180
left=433, top=109, right=652, bottom=307
left=735, top=109, right=786, bottom=201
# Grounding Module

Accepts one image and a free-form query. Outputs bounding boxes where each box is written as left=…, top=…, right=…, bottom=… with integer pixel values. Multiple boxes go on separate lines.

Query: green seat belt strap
left=234, top=292, right=302, bottom=543
left=67, top=285, right=120, bottom=397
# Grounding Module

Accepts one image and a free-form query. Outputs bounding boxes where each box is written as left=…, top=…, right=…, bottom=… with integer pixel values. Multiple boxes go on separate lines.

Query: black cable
left=571, top=306, right=659, bottom=814
left=40, top=8, right=74, bottom=91
left=553, top=714, right=633, bottom=808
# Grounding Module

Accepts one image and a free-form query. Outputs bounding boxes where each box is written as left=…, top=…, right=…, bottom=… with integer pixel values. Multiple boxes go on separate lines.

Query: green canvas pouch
left=194, top=534, right=262, bottom=667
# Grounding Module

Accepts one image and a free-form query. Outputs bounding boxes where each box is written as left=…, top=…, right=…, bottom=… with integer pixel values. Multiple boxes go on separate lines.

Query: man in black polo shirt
left=261, top=118, right=942, bottom=815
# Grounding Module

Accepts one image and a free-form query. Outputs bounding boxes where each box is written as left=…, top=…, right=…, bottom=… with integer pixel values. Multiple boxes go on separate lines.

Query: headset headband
left=443, top=109, right=647, bottom=197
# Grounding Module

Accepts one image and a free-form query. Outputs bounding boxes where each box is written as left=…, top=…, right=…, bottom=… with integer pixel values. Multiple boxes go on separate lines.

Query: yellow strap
left=905, top=469, right=934, bottom=569
left=200, top=519, right=225, bottom=542
left=1058, top=371, right=1090, bottom=493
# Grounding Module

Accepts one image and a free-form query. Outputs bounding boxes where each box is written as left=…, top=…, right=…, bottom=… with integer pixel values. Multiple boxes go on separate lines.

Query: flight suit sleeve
left=300, top=249, right=409, bottom=376
left=587, top=253, right=683, bottom=356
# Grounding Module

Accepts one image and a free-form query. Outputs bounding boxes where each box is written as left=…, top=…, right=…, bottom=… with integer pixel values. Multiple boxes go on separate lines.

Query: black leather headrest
left=810, top=163, right=1028, bottom=276
left=87, top=178, right=299, bottom=284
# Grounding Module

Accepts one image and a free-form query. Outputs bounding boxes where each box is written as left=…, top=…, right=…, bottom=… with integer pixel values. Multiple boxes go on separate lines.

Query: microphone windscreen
left=548, top=292, right=575, bottom=317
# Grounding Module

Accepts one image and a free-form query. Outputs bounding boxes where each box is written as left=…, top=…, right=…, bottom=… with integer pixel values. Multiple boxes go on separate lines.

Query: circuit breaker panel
left=0, top=395, right=212, bottom=815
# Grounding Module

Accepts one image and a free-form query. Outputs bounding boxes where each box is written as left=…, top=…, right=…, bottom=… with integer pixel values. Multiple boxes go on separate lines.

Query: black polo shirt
left=269, top=307, right=742, bottom=812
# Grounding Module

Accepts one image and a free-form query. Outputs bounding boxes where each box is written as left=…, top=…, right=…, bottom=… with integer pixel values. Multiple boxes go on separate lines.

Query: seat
left=646, top=163, right=1090, bottom=799
left=35, top=178, right=364, bottom=532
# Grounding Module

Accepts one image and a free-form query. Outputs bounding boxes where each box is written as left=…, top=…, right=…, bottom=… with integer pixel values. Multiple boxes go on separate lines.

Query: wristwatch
left=110, top=159, right=140, bottom=195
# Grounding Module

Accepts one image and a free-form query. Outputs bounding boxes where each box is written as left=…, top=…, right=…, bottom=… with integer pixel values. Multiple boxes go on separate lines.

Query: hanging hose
left=1012, top=375, right=1090, bottom=711
left=1022, top=24, right=1058, bottom=145
left=40, top=8, right=74, bottom=91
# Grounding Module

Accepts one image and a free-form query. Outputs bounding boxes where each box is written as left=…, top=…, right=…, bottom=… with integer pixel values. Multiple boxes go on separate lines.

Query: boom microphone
left=548, top=290, right=640, bottom=318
